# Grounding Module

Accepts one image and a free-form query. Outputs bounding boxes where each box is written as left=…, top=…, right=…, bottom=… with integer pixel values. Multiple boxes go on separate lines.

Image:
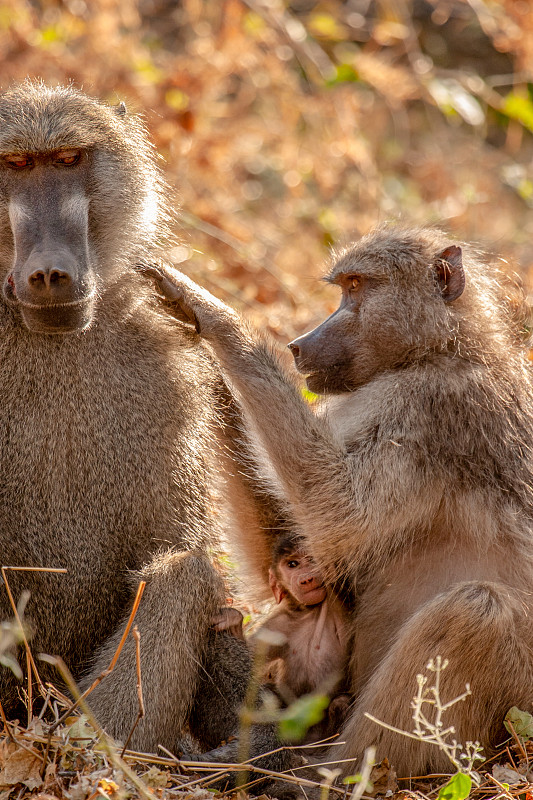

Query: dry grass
left=2, top=697, right=533, bottom=800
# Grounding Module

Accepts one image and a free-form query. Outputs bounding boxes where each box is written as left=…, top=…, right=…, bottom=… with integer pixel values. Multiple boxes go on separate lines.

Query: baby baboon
left=0, top=81, right=285, bottom=764
left=203, top=533, right=350, bottom=768
left=145, top=227, right=533, bottom=777
left=215, top=532, right=351, bottom=731
left=260, top=533, right=349, bottom=704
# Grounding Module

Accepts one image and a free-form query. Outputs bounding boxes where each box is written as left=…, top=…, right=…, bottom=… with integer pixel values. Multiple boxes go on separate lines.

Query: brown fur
left=145, top=225, right=533, bottom=776
left=0, top=81, right=285, bottom=761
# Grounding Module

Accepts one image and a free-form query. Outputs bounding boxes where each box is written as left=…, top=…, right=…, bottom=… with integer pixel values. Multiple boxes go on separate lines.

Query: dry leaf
left=0, top=748, right=43, bottom=790
left=34, top=795, right=62, bottom=800
left=369, top=757, right=398, bottom=796
left=492, top=763, right=527, bottom=785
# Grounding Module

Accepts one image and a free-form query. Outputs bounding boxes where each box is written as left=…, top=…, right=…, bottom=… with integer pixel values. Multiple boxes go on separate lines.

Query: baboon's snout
left=287, top=329, right=320, bottom=372
left=5, top=190, right=96, bottom=334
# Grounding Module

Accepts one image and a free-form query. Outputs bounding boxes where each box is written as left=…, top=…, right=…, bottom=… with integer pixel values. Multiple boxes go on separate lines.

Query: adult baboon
left=0, top=80, right=285, bottom=764
left=145, top=226, right=533, bottom=776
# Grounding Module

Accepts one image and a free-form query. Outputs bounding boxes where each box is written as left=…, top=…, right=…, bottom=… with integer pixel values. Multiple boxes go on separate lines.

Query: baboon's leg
left=190, top=630, right=294, bottom=773
left=190, top=629, right=251, bottom=750
left=335, top=582, right=533, bottom=777
left=85, top=550, right=224, bottom=752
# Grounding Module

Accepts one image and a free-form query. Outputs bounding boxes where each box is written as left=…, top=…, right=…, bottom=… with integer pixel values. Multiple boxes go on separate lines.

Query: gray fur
left=146, top=225, right=533, bottom=776
left=0, top=81, right=282, bottom=760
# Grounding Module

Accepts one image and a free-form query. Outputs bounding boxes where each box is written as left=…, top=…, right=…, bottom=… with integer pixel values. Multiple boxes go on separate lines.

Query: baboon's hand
left=212, top=606, right=245, bottom=640
left=142, top=265, right=237, bottom=338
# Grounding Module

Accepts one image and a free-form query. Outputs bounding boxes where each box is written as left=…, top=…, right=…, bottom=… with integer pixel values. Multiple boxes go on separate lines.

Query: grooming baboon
left=145, top=227, right=533, bottom=777
left=0, top=81, right=287, bottom=765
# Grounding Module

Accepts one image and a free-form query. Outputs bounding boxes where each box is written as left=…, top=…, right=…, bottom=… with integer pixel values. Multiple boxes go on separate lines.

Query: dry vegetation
left=3, top=0, right=533, bottom=337
left=2, top=1, right=533, bottom=798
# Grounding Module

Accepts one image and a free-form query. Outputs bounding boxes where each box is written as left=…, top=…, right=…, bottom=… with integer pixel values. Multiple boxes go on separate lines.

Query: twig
left=41, top=581, right=146, bottom=771
left=0, top=696, right=16, bottom=743
left=486, top=773, right=518, bottom=800
left=349, top=747, right=375, bottom=800
left=120, top=625, right=145, bottom=757
left=1, top=566, right=65, bottom=698
left=506, top=718, right=528, bottom=768
left=174, top=758, right=347, bottom=796
left=240, top=0, right=335, bottom=82
left=26, top=649, right=32, bottom=726
left=47, top=581, right=146, bottom=735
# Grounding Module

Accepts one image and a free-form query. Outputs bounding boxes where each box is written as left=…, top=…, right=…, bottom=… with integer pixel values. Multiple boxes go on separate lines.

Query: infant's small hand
left=212, top=606, right=245, bottom=640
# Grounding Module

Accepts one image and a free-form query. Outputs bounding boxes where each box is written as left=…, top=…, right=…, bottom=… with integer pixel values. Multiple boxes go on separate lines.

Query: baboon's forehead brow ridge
left=325, top=228, right=449, bottom=283
left=0, top=91, right=126, bottom=155
left=325, top=251, right=393, bottom=282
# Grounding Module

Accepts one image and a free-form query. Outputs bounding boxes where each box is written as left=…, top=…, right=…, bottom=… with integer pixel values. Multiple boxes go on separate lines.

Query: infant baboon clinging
left=216, top=532, right=351, bottom=714
left=260, top=532, right=349, bottom=705
left=146, top=227, right=533, bottom=777
left=204, top=532, right=351, bottom=766
left=0, top=81, right=286, bottom=766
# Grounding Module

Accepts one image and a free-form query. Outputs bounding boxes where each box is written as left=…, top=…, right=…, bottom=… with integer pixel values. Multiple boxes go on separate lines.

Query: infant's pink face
left=279, top=550, right=327, bottom=606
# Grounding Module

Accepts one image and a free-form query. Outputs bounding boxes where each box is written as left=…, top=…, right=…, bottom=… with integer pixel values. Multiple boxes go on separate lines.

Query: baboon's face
left=269, top=548, right=327, bottom=607
left=288, top=270, right=394, bottom=393
left=0, top=84, right=161, bottom=335
left=278, top=549, right=327, bottom=607
left=0, top=148, right=96, bottom=334
left=288, top=234, right=464, bottom=394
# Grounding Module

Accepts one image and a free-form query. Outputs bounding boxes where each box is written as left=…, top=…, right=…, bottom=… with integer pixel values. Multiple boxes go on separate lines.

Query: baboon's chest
left=0, top=322, right=204, bottom=561
left=285, top=602, right=347, bottom=695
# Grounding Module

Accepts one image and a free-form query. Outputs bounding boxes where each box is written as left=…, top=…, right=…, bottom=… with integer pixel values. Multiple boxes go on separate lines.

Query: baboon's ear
left=115, top=101, right=127, bottom=117
left=434, top=245, right=465, bottom=303
left=269, top=568, right=287, bottom=604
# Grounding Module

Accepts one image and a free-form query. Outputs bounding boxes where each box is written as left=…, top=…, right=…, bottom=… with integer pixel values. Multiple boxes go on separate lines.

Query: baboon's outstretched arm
left=147, top=268, right=441, bottom=579
left=213, top=377, right=292, bottom=600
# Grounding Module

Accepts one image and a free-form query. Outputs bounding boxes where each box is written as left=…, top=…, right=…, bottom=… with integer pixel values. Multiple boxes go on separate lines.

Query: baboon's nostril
left=28, top=268, right=72, bottom=290
left=50, top=269, right=71, bottom=286
left=288, top=342, right=300, bottom=357
left=29, top=270, right=45, bottom=287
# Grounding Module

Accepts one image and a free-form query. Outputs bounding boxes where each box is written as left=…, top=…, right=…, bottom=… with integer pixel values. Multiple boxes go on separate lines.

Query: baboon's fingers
left=141, top=266, right=200, bottom=328
left=211, top=607, right=245, bottom=638
left=142, top=265, right=240, bottom=340
left=140, top=264, right=184, bottom=302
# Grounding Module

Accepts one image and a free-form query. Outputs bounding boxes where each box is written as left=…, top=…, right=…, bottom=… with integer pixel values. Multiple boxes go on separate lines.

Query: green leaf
left=504, top=706, right=533, bottom=740
left=309, top=13, right=345, bottom=40
left=437, top=772, right=471, bottom=800
left=301, top=387, right=319, bottom=404
left=278, top=692, right=330, bottom=741
left=243, top=11, right=266, bottom=36
left=343, top=774, right=373, bottom=792
left=165, top=89, right=189, bottom=112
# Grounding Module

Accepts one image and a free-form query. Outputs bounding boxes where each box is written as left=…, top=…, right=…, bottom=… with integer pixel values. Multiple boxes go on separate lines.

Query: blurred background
left=1, top=0, right=533, bottom=340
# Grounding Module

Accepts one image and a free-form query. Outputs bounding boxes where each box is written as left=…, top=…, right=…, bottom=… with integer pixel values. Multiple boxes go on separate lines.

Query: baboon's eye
left=3, top=155, right=34, bottom=169
left=287, top=559, right=299, bottom=569
left=348, top=275, right=361, bottom=291
left=54, top=149, right=82, bottom=166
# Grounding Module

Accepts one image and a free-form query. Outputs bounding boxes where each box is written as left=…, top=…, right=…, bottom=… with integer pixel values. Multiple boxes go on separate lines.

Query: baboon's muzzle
left=3, top=175, right=96, bottom=334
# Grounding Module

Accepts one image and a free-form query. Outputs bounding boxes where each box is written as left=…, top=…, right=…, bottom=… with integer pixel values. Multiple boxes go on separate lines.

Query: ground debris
left=3, top=711, right=533, bottom=800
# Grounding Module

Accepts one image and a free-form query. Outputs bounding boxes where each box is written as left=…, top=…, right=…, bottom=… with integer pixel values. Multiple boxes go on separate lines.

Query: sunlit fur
left=0, top=82, right=287, bottom=766
left=152, top=225, right=533, bottom=776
